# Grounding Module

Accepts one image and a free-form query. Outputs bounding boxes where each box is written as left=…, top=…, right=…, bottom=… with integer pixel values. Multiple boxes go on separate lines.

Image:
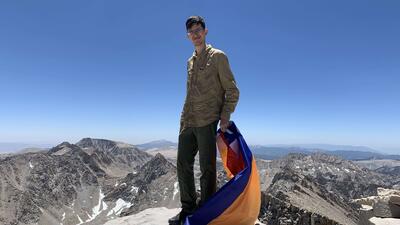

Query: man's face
left=187, top=23, right=208, bottom=47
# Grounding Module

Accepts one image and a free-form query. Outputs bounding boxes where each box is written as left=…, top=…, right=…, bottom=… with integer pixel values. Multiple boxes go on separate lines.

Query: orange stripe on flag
left=209, top=158, right=261, bottom=225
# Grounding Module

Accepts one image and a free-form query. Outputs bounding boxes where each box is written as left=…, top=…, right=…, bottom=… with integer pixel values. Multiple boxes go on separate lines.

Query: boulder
left=372, top=188, right=400, bottom=218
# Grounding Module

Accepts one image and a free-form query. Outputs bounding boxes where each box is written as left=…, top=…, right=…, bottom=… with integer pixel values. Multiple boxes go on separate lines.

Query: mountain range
left=134, top=140, right=400, bottom=161
left=1, top=138, right=399, bottom=225
left=0, top=138, right=180, bottom=225
left=2, top=140, right=398, bottom=161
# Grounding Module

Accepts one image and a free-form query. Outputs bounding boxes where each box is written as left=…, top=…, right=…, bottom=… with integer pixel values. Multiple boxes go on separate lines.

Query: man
left=168, top=15, right=240, bottom=225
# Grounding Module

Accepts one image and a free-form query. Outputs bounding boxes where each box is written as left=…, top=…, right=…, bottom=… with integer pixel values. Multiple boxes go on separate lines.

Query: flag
left=184, top=121, right=261, bottom=225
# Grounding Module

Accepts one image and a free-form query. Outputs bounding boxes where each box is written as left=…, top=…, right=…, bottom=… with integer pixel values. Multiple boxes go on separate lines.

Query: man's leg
left=177, top=127, right=198, bottom=213
left=194, top=120, right=218, bottom=206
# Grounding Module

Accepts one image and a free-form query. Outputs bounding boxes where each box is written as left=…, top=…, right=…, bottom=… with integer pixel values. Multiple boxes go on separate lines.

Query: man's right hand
left=219, top=118, right=230, bottom=132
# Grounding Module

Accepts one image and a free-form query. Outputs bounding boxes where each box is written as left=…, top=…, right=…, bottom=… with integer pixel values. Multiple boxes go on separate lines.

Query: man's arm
left=216, top=51, right=240, bottom=123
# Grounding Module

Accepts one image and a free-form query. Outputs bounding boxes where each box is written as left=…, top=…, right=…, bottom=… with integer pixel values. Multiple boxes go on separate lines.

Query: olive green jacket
left=180, top=44, right=240, bottom=134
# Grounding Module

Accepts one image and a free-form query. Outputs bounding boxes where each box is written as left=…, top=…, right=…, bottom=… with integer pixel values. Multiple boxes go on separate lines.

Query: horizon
left=0, top=138, right=398, bottom=155
left=1, top=1, right=399, bottom=153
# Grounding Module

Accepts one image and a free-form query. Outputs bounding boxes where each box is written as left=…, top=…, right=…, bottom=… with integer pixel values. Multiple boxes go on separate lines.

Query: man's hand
left=219, top=118, right=230, bottom=132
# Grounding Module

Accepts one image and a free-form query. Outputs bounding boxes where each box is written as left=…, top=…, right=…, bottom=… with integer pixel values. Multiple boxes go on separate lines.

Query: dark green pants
left=177, top=119, right=218, bottom=213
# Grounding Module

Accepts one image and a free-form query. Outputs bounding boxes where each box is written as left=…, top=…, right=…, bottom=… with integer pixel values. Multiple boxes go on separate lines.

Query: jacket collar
left=192, top=44, right=212, bottom=58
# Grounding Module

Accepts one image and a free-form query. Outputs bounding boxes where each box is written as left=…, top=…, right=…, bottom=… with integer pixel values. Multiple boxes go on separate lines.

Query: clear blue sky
left=1, top=0, right=399, bottom=153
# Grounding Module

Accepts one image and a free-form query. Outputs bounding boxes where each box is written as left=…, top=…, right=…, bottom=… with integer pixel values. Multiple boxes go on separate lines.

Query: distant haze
left=0, top=142, right=53, bottom=154
left=0, top=140, right=398, bottom=155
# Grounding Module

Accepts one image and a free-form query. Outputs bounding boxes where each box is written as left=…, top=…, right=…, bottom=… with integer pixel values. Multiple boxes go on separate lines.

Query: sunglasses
left=187, top=27, right=204, bottom=36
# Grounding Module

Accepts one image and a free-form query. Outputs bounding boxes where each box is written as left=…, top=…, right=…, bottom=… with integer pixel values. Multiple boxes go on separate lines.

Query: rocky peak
left=136, top=153, right=174, bottom=183
left=310, top=152, right=345, bottom=164
left=76, top=138, right=134, bottom=152
left=47, top=141, right=82, bottom=155
left=102, top=152, right=179, bottom=217
left=153, top=153, right=169, bottom=163
left=136, top=139, right=178, bottom=151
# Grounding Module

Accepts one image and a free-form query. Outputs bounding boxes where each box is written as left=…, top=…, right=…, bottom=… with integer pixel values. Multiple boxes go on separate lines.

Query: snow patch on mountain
left=103, top=207, right=266, bottom=225
left=369, top=217, right=400, bottom=225
left=104, top=207, right=180, bottom=225
left=107, top=199, right=133, bottom=216
left=130, top=186, right=139, bottom=193
left=85, top=189, right=108, bottom=222
left=173, top=182, right=179, bottom=200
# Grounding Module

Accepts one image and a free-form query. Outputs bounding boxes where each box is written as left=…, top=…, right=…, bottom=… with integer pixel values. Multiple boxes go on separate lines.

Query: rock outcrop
left=257, top=153, right=397, bottom=225
left=355, top=188, right=400, bottom=225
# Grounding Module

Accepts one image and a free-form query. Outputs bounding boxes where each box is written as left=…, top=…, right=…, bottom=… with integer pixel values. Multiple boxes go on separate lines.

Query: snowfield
left=103, top=207, right=266, bottom=225
left=104, top=207, right=180, bottom=225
